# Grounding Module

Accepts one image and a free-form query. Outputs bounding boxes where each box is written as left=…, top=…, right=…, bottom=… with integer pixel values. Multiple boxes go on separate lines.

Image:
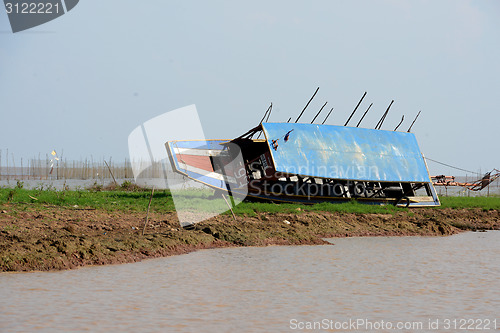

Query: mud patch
left=1, top=205, right=498, bottom=272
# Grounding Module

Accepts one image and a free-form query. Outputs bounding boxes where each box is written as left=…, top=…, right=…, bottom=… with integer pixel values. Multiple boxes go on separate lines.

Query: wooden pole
left=104, top=160, right=118, bottom=186
left=142, top=186, right=155, bottom=236
left=407, top=111, right=421, bottom=132
left=221, top=193, right=236, bottom=220
left=12, top=153, right=16, bottom=179
left=295, top=87, right=319, bottom=123
left=344, top=92, right=367, bottom=126
left=265, top=103, right=273, bottom=122
left=356, top=103, right=373, bottom=127
left=46, top=154, right=50, bottom=179
left=311, top=101, right=328, bottom=124
left=123, top=160, right=127, bottom=179
left=321, top=108, right=334, bottom=125
left=259, top=103, right=273, bottom=124
left=394, top=115, right=405, bottom=131
left=257, top=103, right=273, bottom=139
left=375, top=100, right=394, bottom=130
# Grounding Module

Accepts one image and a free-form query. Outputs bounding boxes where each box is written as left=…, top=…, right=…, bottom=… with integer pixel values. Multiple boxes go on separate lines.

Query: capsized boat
left=166, top=121, right=440, bottom=207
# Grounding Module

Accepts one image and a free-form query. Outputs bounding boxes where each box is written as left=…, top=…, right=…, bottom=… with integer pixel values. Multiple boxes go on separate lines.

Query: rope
left=424, top=157, right=480, bottom=175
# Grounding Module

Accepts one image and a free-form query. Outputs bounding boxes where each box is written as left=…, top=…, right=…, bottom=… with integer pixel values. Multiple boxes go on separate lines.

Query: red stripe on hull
left=177, top=154, right=214, bottom=172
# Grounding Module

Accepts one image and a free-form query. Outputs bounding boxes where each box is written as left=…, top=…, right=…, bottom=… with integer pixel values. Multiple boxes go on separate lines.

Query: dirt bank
left=1, top=204, right=499, bottom=272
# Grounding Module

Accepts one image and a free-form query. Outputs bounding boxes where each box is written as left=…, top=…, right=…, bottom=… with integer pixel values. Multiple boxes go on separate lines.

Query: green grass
left=0, top=187, right=175, bottom=213
left=232, top=200, right=404, bottom=216
left=438, top=196, right=500, bottom=210
left=1, top=187, right=499, bottom=214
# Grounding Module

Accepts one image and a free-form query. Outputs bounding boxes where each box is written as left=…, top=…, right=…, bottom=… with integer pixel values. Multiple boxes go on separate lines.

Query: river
left=1, top=231, right=499, bottom=332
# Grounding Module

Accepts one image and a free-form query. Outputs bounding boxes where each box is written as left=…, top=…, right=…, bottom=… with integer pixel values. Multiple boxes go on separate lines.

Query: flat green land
left=1, top=186, right=499, bottom=214
left=1, top=186, right=499, bottom=272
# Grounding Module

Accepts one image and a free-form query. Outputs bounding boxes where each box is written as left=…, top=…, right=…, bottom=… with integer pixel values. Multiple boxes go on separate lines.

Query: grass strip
left=1, top=187, right=499, bottom=214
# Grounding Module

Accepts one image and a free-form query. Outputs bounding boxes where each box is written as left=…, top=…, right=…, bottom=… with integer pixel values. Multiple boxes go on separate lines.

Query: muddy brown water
left=1, top=231, right=499, bottom=332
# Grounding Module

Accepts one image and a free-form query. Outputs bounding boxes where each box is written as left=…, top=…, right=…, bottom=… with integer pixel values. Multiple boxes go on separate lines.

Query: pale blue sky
left=1, top=0, right=499, bottom=175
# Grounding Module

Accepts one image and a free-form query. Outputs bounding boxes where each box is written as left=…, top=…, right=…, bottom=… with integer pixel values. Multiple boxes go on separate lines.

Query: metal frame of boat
left=166, top=122, right=440, bottom=207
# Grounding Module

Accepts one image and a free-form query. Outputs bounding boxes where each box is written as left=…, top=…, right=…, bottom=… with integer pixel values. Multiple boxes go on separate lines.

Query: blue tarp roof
left=261, top=123, right=430, bottom=183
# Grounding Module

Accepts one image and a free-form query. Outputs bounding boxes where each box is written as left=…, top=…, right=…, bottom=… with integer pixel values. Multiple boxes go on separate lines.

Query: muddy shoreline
left=1, top=205, right=499, bottom=272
